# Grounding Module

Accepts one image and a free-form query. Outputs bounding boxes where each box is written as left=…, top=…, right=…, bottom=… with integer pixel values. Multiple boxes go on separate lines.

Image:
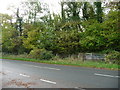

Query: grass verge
left=1, top=56, right=119, bottom=70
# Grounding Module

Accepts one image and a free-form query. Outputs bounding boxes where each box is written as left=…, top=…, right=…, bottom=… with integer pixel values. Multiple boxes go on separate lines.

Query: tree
left=2, top=0, right=119, bottom=57
left=80, top=21, right=106, bottom=52
left=61, top=2, right=65, bottom=21
left=21, top=0, right=49, bottom=24
left=102, top=10, right=120, bottom=52
left=64, top=2, right=81, bottom=21
left=1, top=13, right=18, bottom=53
left=1, top=13, right=27, bottom=54
left=94, top=2, right=103, bottom=23
left=82, top=2, right=88, bottom=20
left=82, top=2, right=95, bottom=20
left=16, top=8, right=23, bottom=36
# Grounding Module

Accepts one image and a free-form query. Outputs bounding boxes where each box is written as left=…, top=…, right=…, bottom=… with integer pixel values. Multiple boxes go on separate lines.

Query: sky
left=0, top=0, right=22, bottom=14
left=0, top=0, right=119, bottom=15
left=0, top=0, right=61, bottom=15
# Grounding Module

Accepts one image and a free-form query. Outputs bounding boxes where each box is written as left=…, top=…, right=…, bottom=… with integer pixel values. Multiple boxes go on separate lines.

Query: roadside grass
left=1, top=54, right=119, bottom=70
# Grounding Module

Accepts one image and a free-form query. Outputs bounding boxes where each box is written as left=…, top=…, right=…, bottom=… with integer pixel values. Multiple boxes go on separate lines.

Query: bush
left=52, top=54, right=61, bottom=60
left=29, top=48, right=54, bottom=60
left=40, top=49, right=54, bottom=60
left=105, top=51, right=120, bottom=64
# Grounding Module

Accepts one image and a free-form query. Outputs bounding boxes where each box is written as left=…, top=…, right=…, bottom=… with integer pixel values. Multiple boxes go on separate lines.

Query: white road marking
left=75, top=87, right=85, bottom=90
left=23, top=64, right=60, bottom=70
left=20, top=74, right=30, bottom=77
left=5, top=70, right=12, bottom=73
left=34, top=66, right=60, bottom=70
left=40, top=79, right=56, bottom=84
left=94, top=73, right=120, bottom=78
left=5, top=70, right=18, bottom=75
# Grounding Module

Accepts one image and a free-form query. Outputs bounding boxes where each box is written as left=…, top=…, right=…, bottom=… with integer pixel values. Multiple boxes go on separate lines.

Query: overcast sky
left=0, top=0, right=118, bottom=15
left=0, top=0, right=61, bottom=15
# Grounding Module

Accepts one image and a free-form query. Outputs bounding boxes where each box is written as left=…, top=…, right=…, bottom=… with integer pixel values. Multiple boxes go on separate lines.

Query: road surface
left=1, top=59, right=119, bottom=88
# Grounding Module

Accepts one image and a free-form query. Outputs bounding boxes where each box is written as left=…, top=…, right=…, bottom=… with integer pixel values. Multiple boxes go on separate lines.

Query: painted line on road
left=34, top=66, right=61, bottom=70
left=5, top=70, right=19, bottom=75
left=20, top=74, right=30, bottom=77
left=23, top=64, right=60, bottom=70
left=5, top=70, right=13, bottom=73
left=75, top=87, right=86, bottom=90
left=40, top=79, right=56, bottom=84
left=94, top=73, right=120, bottom=78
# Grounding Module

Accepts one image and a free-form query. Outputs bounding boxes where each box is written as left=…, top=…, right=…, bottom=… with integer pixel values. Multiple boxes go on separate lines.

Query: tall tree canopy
left=2, top=1, right=120, bottom=56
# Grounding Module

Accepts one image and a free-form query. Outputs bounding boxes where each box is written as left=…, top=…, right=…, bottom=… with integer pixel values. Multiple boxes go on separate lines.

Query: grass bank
left=1, top=54, right=119, bottom=70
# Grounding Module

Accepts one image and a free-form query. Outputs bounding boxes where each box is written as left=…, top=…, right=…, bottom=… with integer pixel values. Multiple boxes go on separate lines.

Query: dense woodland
left=1, top=1, right=120, bottom=60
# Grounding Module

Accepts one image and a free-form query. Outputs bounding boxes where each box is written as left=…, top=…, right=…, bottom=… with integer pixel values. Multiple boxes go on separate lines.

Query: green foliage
left=2, top=28, right=26, bottom=54
left=29, top=48, right=54, bottom=60
left=29, top=48, right=41, bottom=59
left=94, top=2, right=103, bottom=23
left=1, top=13, right=27, bottom=54
left=52, top=30, right=81, bottom=55
left=80, top=20, right=106, bottom=52
left=52, top=55, right=61, bottom=60
left=105, top=51, right=120, bottom=64
left=39, top=49, right=54, bottom=60
left=82, top=2, right=95, bottom=20
left=102, top=10, right=120, bottom=51
left=23, top=24, right=56, bottom=52
left=80, top=10, right=119, bottom=52
left=2, top=24, right=17, bottom=53
left=2, top=55, right=119, bottom=70
left=63, top=2, right=81, bottom=21
left=2, top=1, right=120, bottom=60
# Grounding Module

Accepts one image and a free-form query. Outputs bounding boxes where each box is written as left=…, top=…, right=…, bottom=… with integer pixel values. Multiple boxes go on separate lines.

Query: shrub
left=40, top=49, right=54, bottom=60
left=52, top=54, right=61, bottom=60
left=29, top=48, right=54, bottom=60
left=105, top=51, right=120, bottom=64
left=29, top=48, right=41, bottom=59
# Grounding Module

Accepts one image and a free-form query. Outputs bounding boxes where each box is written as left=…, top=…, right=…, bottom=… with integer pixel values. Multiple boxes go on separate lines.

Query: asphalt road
left=1, top=59, right=120, bottom=88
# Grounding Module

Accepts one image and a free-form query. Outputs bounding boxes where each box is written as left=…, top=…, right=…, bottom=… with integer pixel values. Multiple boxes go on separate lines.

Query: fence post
left=82, top=53, right=85, bottom=61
